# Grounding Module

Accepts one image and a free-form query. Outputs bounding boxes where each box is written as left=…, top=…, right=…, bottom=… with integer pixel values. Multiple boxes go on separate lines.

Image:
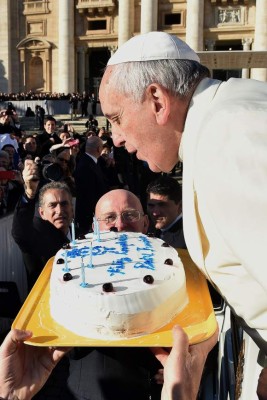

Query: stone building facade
left=0, top=0, right=266, bottom=96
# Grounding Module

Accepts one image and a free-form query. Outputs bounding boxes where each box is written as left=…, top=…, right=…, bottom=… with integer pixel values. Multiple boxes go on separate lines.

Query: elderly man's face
left=95, top=190, right=149, bottom=233
left=99, top=66, right=180, bottom=173
left=38, top=189, right=73, bottom=234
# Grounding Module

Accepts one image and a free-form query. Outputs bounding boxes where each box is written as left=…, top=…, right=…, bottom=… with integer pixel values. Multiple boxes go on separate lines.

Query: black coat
left=65, top=347, right=162, bottom=400
left=74, top=154, right=109, bottom=235
left=154, top=217, right=187, bottom=249
left=36, top=131, right=62, bottom=157
left=12, top=195, right=69, bottom=291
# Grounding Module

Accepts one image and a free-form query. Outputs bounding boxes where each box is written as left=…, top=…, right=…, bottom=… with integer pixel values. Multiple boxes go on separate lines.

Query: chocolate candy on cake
left=164, top=258, right=173, bottom=265
left=146, top=232, right=155, bottom=237
left=57, top=258, right=65, bottom=264
left=161, top=242, right=170, bottom=247
left=143, top=275, right=154, bottom=284
left=63, top=272, right=73, bottom=281
left=102, top=282, right=114, bottom=292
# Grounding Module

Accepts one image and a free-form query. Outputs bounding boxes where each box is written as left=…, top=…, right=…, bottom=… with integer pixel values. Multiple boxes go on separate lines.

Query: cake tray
left=12, top=249, right=217, bottom=347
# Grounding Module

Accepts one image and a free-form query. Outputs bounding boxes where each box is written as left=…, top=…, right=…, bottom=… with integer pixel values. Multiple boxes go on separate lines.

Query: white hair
left=108, top=59, right=210, bottom=102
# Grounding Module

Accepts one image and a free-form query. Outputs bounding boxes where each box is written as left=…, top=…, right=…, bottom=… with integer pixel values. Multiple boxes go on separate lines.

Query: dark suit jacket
left=36, top=130, right=62, bottom=157
left=12, top=195, right=69, bottom=291
left=65, top=347, right=162, bottom=400
left=155, top=217, right=187, bottom=249
left=74, top=153, right=109, bottom=235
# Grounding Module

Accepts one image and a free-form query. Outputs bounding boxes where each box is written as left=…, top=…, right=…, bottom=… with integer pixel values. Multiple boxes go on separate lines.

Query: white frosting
left=50, top=231, right=188, bottom=339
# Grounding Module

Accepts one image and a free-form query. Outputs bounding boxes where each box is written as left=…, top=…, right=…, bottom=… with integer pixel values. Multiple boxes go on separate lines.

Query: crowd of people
left=0, top=90, right=98, bottom=102
left=0, top=30, right=266, bottom=400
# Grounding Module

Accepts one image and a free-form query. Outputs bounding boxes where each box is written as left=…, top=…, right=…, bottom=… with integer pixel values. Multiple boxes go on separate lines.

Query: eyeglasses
left=97, top=210, right=144, bottom=225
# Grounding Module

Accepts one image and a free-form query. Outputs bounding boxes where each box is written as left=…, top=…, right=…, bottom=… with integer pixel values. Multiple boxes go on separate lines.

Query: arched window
left=28, top=56, right=44, bottom=91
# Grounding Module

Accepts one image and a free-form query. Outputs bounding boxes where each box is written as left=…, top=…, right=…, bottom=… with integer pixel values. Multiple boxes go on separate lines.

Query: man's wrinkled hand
left=151, top=325, right=219, bottom=400
left=22, top=159, right=40, bottom=197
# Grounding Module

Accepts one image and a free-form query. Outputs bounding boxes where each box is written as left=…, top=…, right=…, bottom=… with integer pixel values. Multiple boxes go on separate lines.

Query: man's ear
left=142, top=214, right=150, bottom=234
left=177, top=200, right=182, bottom=215
left=146, top=83, right=170, bottom=125
left=38, top=207, right=46, bottom=220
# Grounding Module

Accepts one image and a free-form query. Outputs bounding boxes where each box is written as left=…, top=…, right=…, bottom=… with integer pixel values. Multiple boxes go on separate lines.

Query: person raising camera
left=0, top=109, right=21, bottom=136
left=12, top=159, right=74, bottom=292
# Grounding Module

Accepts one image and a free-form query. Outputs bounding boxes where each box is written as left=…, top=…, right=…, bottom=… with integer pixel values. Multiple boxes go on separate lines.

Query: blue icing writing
left=67, top=246, right=90, bottom=259
left=134, top=256, right=155, bottom=271
left=136, top=235, right=154, bottom=252
left=139, top=235, right=152, bottom=247
left=117, top=233, right=129, bottom=254
left=107, top=257, right=132, bottom=276
left=93, top=245, right=117, bottom=256
left=92, top=234, right=129, bottom=257
left=134, top=235, right=155, bottom=270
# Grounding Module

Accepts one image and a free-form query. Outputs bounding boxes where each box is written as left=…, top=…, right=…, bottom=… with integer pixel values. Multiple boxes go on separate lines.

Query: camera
left=36, top=159, right=64, bottom=182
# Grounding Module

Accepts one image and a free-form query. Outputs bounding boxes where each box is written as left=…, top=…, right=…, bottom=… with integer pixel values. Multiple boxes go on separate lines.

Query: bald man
left=95, top=188, right=149, bottom=233
left=66, top=189, right=162, bottom=400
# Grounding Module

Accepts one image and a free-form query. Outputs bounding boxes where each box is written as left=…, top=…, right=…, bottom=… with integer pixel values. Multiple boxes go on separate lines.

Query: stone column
left=58, top=0, right=75, bottom=93
left=251, top=0, right=267, bottom=81
left=118, top=0, right=134, bottom=46
left=108, top=46, right=118, bottom=57
left=77, top=47, right=85, bottom=93
left=141, top=0, right=158, bottom=34
left=0, top=0, right=10, bottom=92
left=84, top=51, right=89, bottom=92
left=186, top=0, right=204, bottom=51
left=242, top=38, right=252, bottom=79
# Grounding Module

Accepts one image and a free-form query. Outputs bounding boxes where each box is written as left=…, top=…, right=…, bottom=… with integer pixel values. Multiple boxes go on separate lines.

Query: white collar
left=86, top=152, right=98, bottom=164
left=161, top=213, right=182, bottom=232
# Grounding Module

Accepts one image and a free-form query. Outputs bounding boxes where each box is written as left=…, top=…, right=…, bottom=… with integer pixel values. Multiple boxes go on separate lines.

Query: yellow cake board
left=12, top=249, right=217, bottom=347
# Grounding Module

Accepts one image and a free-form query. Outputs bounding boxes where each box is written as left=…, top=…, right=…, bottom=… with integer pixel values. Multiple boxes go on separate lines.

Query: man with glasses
left=95, top=188, right=149, bottom=233
left=64, top=189, right=162, bottom=400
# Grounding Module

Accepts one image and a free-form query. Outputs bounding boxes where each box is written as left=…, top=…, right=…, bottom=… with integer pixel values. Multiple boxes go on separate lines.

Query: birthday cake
left=50, top=231, right=188, bottom=339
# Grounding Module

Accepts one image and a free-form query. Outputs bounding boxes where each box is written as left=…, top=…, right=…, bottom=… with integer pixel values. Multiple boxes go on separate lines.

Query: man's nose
left=55, top=203, right=63, bottom=213
left=111, top=128, right=125, bottom=147
left=114, top=215, right=127, bottom=231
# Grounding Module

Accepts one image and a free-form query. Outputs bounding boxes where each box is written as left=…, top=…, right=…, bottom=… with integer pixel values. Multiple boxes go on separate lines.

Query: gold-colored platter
left=12, top=250, right=217, bottom=347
